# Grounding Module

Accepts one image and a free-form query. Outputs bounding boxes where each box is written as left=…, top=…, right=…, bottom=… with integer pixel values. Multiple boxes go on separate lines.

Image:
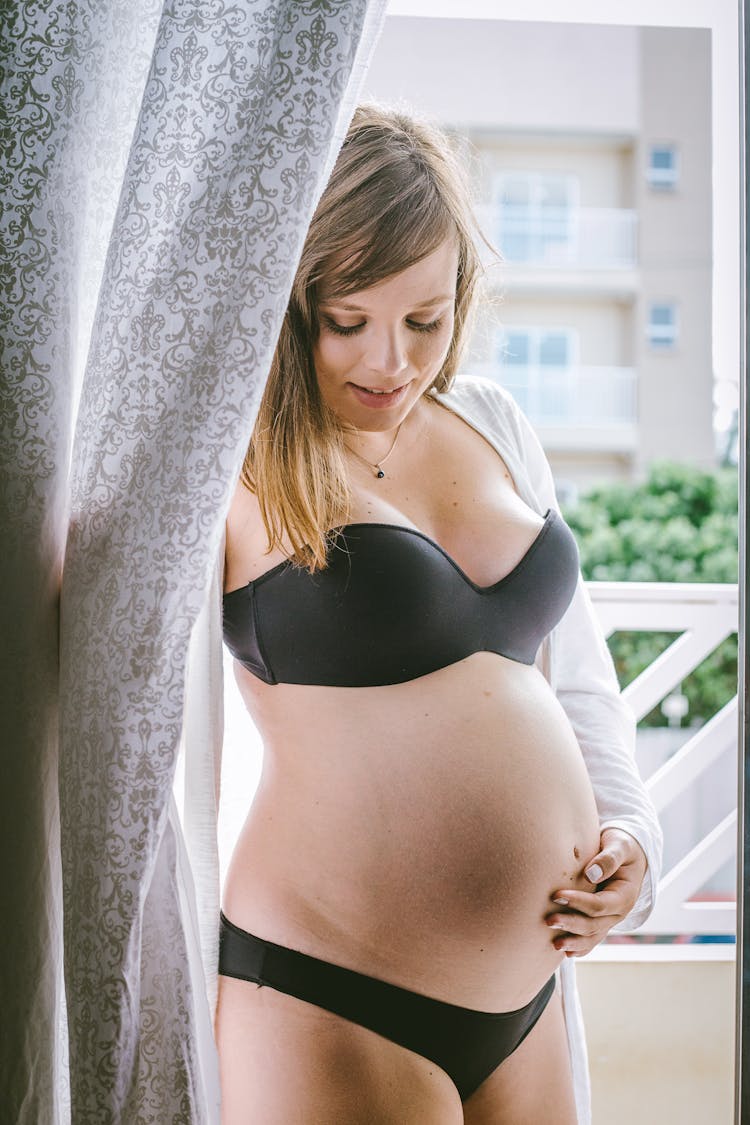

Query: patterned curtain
left=0, top=2, right=386, bottom=1121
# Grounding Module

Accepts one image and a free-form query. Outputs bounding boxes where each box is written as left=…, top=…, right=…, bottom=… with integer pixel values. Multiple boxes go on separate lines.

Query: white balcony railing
left=478, top=205, right=638, bottom=270
left=590, top=581, right=738, bottom=937
left=475, top=364, right=637, bottom=429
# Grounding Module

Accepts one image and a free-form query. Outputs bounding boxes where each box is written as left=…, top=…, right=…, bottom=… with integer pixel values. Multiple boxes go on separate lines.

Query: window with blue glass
left=647, top=302, right=678, bottom=349
left=647, top=144, right=679, bottom=190
left=494, top=174, right=578, bottom=265
left=498, top=327, right=577, bottom=421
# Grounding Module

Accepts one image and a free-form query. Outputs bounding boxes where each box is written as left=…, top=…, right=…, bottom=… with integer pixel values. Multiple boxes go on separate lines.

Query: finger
left=546, top=912, right=602, bottom=938
left=583, top=847, right=622, bottom=885
left=600, top=826, right=647, bottom=869
left=552, top=932, right=603, bottom=957
left=583, top=828, right=642, bottom=885
left=550, top=884, right=632, bottom=919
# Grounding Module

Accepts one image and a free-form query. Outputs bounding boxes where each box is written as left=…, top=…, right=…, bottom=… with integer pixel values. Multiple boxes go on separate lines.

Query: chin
left=339, top=380, right=427, bottom=429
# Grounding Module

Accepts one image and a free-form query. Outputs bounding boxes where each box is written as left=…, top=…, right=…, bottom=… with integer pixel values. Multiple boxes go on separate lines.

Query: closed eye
left=321, top=315, right=444, bottom=337
left=406, top=317, right=443, bottom=334
left=322, top=316, right=365, bottom=337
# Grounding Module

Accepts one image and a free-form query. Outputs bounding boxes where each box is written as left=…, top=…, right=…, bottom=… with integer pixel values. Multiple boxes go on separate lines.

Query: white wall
left=363, top=18, right=640, bottom=133
left=477, top=139, right=635, bottom=207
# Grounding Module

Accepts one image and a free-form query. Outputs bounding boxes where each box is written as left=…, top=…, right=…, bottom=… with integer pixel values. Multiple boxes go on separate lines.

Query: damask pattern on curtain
left=1, top=1, right=386, bottom=1121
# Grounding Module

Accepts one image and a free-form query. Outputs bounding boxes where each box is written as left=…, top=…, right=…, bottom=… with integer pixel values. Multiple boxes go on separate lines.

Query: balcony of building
left=477, top=202, right=640, bottom=296
left=474, top=362, right=639, bottom=453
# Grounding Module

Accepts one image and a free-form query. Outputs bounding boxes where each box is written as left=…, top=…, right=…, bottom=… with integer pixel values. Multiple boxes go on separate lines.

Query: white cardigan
left=179, top=373, right=663, bottom=1125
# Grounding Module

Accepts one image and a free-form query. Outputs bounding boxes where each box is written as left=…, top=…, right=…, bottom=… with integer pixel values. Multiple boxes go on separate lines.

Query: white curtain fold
left=2, top=3, right=163, bottom=1121
left=2, top=1, right=386, bottom=1120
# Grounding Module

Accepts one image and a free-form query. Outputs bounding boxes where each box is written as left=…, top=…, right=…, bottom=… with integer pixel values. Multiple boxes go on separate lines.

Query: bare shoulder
left=226, top=474, right=260, bottom=540
left=224, top=476, right=278, bottom=591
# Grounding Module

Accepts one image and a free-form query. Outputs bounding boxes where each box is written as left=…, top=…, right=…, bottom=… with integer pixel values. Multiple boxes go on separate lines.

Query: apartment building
left=363, top=19, right=714, bottom=496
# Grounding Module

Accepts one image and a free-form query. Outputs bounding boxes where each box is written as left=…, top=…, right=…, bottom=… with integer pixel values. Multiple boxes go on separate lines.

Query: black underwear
left=218, top=911, right=556, bottom=1103
left=222, top=508, right=580, bottom=686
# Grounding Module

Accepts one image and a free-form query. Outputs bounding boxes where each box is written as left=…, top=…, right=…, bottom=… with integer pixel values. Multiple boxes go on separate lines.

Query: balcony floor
left=578, top=949, right=735, bottom=1124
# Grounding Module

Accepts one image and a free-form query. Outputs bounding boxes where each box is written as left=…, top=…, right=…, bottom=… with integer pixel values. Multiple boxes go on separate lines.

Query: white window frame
left=498, top=325, right=580, bottom=370
left=493, top=172, right=580, bottom=265
left=496, top=326, right=580, bottom=422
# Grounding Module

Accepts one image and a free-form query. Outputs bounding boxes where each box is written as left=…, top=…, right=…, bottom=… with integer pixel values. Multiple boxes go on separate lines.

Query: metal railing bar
left=646, top=698, right=738, bottom=811
left=657, top=811, right=737, bottom=908
left=642, top=902, right=736, bottom=936
left=589, top=581, right=738, bottom=605
left=624, top=625, right=737, bottom=718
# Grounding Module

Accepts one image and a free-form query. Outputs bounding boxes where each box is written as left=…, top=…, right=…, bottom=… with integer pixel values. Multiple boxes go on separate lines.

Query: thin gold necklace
left=344, top=421, right=404, bottom=479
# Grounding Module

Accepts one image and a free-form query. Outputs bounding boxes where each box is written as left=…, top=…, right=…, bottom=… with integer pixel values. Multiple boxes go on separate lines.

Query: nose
left=363, top=326, right=409, bottom=381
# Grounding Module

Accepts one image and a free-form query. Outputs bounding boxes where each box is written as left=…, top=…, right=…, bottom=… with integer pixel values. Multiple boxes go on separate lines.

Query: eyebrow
left=320, top=294, right=455, bottom=312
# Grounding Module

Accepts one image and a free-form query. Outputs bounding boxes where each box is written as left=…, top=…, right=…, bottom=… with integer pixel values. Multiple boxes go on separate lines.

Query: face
left=312, top=238, right=459, bottom=433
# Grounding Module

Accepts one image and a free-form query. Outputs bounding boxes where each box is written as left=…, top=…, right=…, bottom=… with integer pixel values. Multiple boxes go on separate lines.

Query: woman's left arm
left=545, top=569, right=662, bottom=951
left=506, top=392, right=663, bottom=949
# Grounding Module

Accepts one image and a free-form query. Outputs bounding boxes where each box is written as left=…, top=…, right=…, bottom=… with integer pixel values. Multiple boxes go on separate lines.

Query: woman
left=214, top=105, right=662, bottom=1124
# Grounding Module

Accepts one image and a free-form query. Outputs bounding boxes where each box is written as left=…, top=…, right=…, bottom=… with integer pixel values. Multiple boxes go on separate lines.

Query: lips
left=349, top=382, right=409, bottom=409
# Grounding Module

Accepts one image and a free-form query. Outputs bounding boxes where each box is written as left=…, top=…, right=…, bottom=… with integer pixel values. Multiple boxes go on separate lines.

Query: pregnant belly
left=224, top=652, right=602, bottom=1010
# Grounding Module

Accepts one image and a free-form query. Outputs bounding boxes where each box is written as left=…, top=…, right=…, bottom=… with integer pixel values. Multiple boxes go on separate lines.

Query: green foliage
left=561, top=461, right=738, bottom=726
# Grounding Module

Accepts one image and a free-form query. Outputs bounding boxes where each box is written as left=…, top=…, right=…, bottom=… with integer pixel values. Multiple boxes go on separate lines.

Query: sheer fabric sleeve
left=506, top=394, right=663, bottom=930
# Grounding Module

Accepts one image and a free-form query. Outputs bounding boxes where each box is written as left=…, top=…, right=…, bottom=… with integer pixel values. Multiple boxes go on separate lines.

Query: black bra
left=222, top=508, right=579, bottom=687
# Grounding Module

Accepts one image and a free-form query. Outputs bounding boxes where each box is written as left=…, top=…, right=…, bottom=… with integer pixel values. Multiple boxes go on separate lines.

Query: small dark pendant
left=376, top=468, right=385, bottom=479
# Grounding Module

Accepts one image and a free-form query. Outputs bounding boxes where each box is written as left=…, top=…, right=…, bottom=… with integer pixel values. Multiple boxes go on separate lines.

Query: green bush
left=561, top=461, right=738, bottom=726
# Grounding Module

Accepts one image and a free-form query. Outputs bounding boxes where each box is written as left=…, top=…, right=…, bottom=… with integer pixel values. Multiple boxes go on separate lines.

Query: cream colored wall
left=634, top=272, right=716, bottom=469
left=577, top=956, right=735, bottom=1125
left=362, top=18, right=640, bottom=133
left=477, top=141, right=632, bottom=209
left=638, top=29, right=713, bottom=268
left=635, top=27, right=714, bottom=473
left=488, top=298, right=631, bottom=367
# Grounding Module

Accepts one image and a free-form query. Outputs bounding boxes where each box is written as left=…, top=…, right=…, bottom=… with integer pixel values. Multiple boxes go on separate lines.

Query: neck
left=343, top=396, right=431, bottom=463
left=345, top=426, right=400, bottom=465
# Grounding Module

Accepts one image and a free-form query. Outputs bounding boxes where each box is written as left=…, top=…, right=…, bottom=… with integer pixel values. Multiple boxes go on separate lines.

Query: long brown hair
left=242, top=104, right=485, bottom=570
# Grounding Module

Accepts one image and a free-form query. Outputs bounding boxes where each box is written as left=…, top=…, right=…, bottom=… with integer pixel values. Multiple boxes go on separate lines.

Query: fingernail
left=553, top=897, right=568, bottom=905
left=585, top=863, right=603, bottom=883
